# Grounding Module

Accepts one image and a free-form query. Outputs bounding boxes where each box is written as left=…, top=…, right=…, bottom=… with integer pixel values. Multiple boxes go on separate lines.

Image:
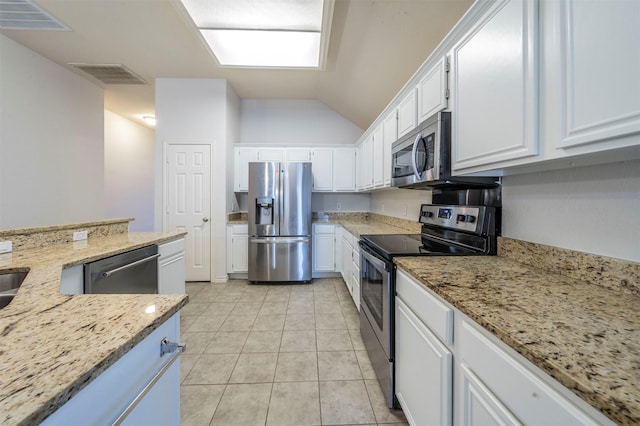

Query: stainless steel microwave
left=390, top=111, right=499, bottom=189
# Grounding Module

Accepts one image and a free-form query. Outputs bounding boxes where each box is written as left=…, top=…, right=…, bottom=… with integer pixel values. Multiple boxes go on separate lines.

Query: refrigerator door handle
left=250, top=237, right=310, bottom=244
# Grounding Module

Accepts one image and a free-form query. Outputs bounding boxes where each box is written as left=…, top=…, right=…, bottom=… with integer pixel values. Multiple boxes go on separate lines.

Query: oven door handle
left=411, top=132, right=424, bottom=180
left=361, top=246, right=388, bottom=272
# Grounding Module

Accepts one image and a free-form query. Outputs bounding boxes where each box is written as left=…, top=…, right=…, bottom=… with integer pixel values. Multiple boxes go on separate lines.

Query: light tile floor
left=180, top=278, right=407, bottom=426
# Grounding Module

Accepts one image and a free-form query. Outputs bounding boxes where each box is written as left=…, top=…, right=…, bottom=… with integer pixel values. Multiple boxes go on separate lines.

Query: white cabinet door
left=382, top=110, right=397, bottom=186
left=284, top=148, right=310, bottom=162
left=451, top=0, right=538, bottom=171
left=258, top=148, right=284, bottom=162
left=313, top=224, right=336, bottom=274
left=235, top=148, right=258, bottom=191
left=396, top=297, right=453, bottom=426
left=554, top=0, right=640, bottom=150
left=460, top=363, right=521, bottom=426
left=372, top=124, right=384, bottom=188
left=333, top=147, right=357, bottom=191
left=226, top=224, right=248, bottom=274
left=341, top=235, right=353, bottom=293
left=418, top=55, right=449, bottom=124
left=361, top=136, right=374, bottom=190
left=310, top=148, right=333, bottom=191
left=158, top=238, right=186, bottom=294
left=398, top=88, right=418, bottom=138
left=459, top=320, right=601, bottom=426
left=59, top=265, right=84, bottom=295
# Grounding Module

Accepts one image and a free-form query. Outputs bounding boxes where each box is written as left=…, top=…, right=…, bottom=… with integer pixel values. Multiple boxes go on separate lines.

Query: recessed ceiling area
left=0, top=0, right=473, bottom=130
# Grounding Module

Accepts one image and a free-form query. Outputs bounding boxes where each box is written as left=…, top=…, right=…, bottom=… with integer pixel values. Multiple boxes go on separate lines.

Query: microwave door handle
left=411, top=132, right=423, bottom=179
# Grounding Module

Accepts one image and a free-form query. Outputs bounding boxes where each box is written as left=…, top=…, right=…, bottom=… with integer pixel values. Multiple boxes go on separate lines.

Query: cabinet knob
left=202, top=217, right=209, bottom=223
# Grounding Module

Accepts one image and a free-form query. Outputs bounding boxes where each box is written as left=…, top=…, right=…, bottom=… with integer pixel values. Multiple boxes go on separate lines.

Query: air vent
left=68, top=64, right=147, bottom=85
left=0, top=0, right=69, bottom=30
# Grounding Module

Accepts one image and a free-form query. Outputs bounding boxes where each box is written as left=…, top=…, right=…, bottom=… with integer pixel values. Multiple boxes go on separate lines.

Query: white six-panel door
left=166, top=144, right=211, bottom=282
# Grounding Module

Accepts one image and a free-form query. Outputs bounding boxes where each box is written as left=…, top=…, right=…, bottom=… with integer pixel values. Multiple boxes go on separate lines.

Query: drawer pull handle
left=160, top=337, right=186, bottom=357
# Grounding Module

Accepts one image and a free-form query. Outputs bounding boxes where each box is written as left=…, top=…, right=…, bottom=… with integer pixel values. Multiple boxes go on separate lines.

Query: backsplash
left=0, top=219, right=131, bottom=251
left=499, top=237, right=640, bottom=295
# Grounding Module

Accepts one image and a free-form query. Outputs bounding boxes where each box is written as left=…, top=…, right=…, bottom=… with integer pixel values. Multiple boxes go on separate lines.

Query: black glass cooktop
left=360, top=234, right=477, bottom=259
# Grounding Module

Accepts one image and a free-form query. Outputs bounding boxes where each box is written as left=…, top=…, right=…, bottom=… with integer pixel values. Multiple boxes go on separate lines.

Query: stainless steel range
left=359, top=203, right=499, bottom=408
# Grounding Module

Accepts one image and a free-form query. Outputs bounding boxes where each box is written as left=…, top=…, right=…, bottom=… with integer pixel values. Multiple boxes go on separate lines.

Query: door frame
left=161, top=140, right=216, bottom=282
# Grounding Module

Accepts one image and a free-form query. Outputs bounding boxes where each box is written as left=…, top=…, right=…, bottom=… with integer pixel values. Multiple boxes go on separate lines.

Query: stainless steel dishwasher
left=84, top=245, right=159, bottom=294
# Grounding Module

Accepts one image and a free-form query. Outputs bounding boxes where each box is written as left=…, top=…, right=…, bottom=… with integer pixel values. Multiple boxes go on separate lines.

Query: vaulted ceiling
left=1, top=0, right=472, bottom=130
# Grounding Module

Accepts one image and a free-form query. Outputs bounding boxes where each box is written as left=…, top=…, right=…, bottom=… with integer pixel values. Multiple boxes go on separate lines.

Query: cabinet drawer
left=313, top=223, right=334, bottom=234
left=395, top=269, right=453, bottom=346
left=159, top=238, right=185, bottom=258
left=459, top=319, right=601, bottom=425
left=230, top=224, right=248, bottom=234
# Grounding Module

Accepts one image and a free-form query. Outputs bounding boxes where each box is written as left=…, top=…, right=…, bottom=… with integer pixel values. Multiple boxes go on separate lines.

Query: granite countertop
left=0, top=232, right=189, bottom=425
left=394, top=255, right=639, bottom=425
left=337, top=220, right=414, bottom=238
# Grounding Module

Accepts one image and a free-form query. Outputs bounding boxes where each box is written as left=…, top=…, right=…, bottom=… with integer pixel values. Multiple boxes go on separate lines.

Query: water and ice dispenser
left=255, top=197, right=274, bottom=225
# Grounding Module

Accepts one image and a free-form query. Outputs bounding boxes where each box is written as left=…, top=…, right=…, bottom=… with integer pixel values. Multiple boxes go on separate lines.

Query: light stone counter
left=395, top=248, right=640, bottom=425
left=0, top=231, right=188, bottom=425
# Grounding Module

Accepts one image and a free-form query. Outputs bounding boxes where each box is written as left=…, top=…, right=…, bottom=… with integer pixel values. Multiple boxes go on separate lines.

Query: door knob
left=202, top=217, right=209, bottom=222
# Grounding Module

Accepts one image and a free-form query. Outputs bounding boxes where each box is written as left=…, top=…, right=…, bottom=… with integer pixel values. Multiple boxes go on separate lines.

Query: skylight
left=179, top=0, right=333, bottom=69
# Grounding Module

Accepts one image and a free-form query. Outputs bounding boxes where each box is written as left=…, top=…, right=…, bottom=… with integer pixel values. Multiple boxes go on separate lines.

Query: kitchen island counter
left=0, top=231, right=188, bottom=425
left=395, top=245, right=639, bottom=425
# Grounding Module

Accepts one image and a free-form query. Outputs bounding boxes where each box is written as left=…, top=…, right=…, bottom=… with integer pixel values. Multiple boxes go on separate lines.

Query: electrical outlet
left=381, top=204, right=385, bottom=213
left=0, top=241, right=12, bottom=253
left=73, top=231, right=88, bottom=241
left=336, top=203, right=342, bottom=210
left=403, top=204, right=408, bottom=216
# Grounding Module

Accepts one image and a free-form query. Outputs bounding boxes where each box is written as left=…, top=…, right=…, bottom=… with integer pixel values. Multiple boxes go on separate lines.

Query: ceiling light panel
left=179, top=0, right=332, bottom=69
left=202, top=29, right=320, bottom=67
left=181, top=0, right=323, bottom=31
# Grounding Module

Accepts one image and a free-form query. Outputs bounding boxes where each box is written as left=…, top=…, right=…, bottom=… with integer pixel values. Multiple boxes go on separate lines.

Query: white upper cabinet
left=310, top=148, right=333, bottom=191
left=257, top=148, right=284, bottom=162
left=397, top=88, right=418, bottom=138
left=451, top=0, right=539, bottom=171
left=284, top=148, right=311, bottom=162
left=361, top=135, right=374, bottom=190
left=382, top=110, right=397, bottom=186
left=551, top=0, right=640, bottom=150
left=234, top=148, right=258, bottom=191
left=333, top=147, right=357, bottom=192
left=418, top=55, right=449, bottom=124
left=372, top=124, right=384, bottom=188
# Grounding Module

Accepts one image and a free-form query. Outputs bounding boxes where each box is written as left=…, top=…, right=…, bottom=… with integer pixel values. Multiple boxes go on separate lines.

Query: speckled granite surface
left=500, top=237, right=640, bottom=295
left=0, top=231, right=188, bottom=425
left=227, top=212, right=248, bottom=224
left=0, top=218, right=132, bottom=251
left=394, top=254, right=640, bottom=425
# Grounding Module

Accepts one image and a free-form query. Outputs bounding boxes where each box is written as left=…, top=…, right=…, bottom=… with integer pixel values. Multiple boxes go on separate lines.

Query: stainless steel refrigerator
left=248, top=161, right=312, bottom=283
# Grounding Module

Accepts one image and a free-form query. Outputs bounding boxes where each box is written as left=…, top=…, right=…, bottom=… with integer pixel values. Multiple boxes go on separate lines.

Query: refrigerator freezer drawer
left=248, top=237, right=311, bottom=282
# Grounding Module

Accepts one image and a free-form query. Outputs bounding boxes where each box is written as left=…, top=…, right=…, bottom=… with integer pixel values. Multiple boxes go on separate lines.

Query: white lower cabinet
left=312, top=223, right=336, bottom=277
left=43, top=313, right=182, bottom=425
left=458, top=320, right=605, bottom=426
left=226, top=224, right=248, bottom=276
left=341, top=232, right=353, bottom=294
left=396, top=271, right=453, bottom=426
left=395, top=268, right=614, bottom=426
left=351, top=242, right=360, bottom=311
left=158, top=238, right=186, bottom=294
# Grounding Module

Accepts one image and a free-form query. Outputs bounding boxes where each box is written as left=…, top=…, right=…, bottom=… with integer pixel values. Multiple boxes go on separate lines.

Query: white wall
left=370, top=188, right=432, bottom=221
left=502, top=160, right=640, bottom=262
left=155, top=78, right=238, bottom=282
left=240, top=99, right=363, bottom=145
left=0, top=34, right=104, bottom=230
left=104, top=110, right=155, bottom=231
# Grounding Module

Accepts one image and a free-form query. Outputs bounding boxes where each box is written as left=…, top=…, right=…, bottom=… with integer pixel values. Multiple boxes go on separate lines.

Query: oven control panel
left=419, top=205, right=487, bottom=233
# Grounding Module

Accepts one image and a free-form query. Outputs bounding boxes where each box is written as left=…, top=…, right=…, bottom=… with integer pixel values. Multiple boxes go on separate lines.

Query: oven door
left=360, top=245, right=392, bottom=357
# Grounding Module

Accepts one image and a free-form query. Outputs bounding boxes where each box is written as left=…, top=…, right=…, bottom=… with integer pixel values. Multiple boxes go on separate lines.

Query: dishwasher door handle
left=101, top=254, right=161, bottom=278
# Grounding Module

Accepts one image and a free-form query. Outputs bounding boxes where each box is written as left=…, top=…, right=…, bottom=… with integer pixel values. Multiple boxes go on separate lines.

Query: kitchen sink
left=0, top=270, right=28, bottom=309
